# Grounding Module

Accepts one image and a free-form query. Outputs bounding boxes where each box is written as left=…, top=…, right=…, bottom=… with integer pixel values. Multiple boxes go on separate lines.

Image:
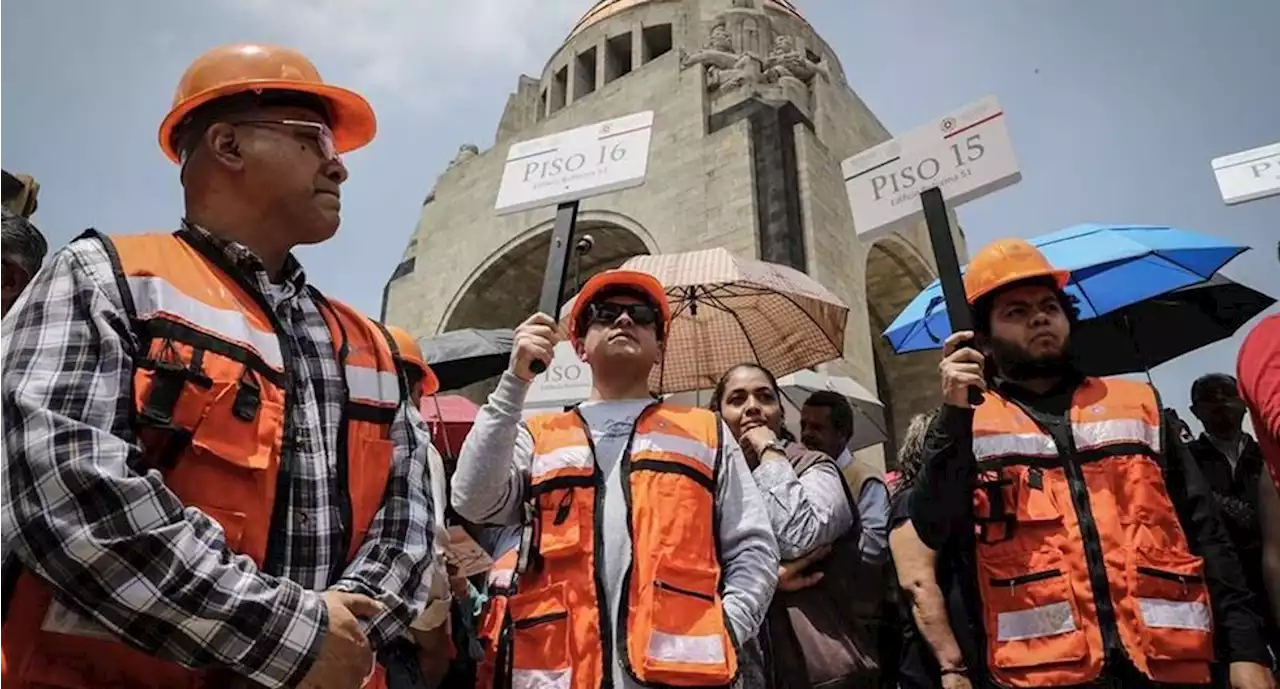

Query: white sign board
left=523, top=342, right=592, bottom=415
left=495, top=111, right=655, bottom=215
left=842, top=95, right=1021, bottom=242
left=1212, top=141, right=1280, bottom=205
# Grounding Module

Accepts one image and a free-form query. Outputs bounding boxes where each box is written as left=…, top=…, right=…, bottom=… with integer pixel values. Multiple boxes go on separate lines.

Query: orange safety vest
left=476, top=548, right=519, bottom=689
left=481, top=404, right=739, bottom=689
left=970, top=377, right=1214, bottom=687
left=2, top=229, right=407, bottom=689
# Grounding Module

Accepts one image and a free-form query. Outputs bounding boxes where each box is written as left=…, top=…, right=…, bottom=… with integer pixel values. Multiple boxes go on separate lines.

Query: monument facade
left=382, top=0, right=963, bottom=463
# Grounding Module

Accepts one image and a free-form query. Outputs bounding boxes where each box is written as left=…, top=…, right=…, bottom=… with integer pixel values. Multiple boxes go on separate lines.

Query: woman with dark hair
left=712, top=363, right=878, bottom=689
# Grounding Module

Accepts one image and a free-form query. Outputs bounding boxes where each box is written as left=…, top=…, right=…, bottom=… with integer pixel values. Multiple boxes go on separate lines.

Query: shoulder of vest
left=653, top=403, right=717, bottom=425
left=845, top=456, right=885, bottom=494
left=312, top=291, right=395, bottom=355
left=525, top=409, right=581, bottom=433
left=106, top=232, right=206, bottom=275
left=1081, top=375, right=1159, bottom=406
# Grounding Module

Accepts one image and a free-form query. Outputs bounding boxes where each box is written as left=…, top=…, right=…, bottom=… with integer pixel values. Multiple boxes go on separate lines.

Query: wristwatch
left=761, top=439, right=788, bottom=458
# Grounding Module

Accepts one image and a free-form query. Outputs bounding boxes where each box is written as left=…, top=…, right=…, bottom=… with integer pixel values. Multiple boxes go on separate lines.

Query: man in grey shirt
left=451, top=270, right=778, bottom=689
left=800, top=391, right=890, bottom=566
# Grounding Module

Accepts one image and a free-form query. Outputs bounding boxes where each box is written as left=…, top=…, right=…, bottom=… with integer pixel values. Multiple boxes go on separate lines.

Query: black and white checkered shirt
left=1, top=225, right=435, bottom=688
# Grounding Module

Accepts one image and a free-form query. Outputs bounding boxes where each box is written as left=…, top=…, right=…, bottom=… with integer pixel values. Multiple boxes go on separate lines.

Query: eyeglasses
left=230, top=119, right=339, bottom=161
left=587, top=301, right=659, bottom=328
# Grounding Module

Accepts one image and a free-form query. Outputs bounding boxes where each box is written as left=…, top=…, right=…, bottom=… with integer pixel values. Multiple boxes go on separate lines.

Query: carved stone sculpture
left=764, top=34, right=828, bottom=84
left=679, top=2, right=827, bottom=110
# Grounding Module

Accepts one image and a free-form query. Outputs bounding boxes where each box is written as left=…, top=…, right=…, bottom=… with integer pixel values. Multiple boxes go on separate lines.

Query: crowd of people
left=3, top=41, right=1279, bottom=689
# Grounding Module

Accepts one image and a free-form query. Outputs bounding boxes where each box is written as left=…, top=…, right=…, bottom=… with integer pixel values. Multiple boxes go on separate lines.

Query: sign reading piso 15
left=1212, top=141, right=1280, bottom=205
left=842, top=95, right=1021, bottom=242
left=495, top=110, right=655, bottom=215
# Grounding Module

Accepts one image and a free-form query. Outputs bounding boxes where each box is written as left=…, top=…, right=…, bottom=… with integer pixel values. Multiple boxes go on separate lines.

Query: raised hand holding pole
left=530, top=201, right=579, bottom=374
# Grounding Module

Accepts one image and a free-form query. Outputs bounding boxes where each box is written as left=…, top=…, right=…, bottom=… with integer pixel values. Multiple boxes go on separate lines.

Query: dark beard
left=988, top=334, right=1075, bottom=382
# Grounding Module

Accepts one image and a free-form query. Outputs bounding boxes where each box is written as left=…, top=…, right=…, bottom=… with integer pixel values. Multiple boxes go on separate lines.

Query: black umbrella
left=419, top=328, right=515, bottom=392
left=1073, top=274, right=1275, bottom=377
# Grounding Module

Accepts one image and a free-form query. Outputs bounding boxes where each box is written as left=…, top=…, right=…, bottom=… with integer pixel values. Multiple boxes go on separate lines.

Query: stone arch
left=439, top=216, right=654, bottom=401
left=864, top=235, right=940, bottom=464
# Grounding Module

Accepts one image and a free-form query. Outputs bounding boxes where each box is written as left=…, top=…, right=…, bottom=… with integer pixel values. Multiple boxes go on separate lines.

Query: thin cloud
left=227, top=0, right=584, bottom=112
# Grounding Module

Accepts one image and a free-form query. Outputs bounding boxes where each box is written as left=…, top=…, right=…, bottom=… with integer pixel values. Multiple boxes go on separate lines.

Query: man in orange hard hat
left=452, top=270, right=779, bottom=689
left=378, top=323, right=460, bottom=688
left=385, top=324, right=440, bottom=408
left=2, top=44, right=435, bottom=689
left=901, top=238, right=1274, bottom=688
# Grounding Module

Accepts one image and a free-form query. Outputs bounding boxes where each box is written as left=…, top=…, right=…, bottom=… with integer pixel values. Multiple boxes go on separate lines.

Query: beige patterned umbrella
left=567, top=248, right=849, bottom=394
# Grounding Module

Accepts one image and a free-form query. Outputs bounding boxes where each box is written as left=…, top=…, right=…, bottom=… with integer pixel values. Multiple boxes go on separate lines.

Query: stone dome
left=568, top=0, right=808, bottom=38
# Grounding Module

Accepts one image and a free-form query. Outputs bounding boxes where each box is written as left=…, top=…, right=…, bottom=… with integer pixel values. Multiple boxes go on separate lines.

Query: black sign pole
left=920, top=186, right=983, bottom=406
left=530, top=200, right=581, bottom=374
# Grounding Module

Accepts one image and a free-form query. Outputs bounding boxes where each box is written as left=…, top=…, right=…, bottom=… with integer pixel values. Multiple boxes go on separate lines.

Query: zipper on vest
left=654, top=580, right=715, bottom=602
left=612, top=403, right=664, bottom=688
left=1137, top=566, right=1203, bottom=594
left=989, top=568, right=1063, bottom=589
left=178, top=228, right=296, bottom=576
left=1013, top=403, right=1123, bottom=656
left=513, top=611, right=569, bottom=629
left=574, top=407, right=616, bottom=689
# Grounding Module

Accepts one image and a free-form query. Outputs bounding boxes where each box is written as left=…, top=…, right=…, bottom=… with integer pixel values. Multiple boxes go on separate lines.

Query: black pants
left=382, top=638, right=430, bottom=689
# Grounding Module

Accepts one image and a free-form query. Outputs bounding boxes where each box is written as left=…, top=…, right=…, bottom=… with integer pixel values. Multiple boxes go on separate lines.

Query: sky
left=3, top=1, right=1278, bottom=429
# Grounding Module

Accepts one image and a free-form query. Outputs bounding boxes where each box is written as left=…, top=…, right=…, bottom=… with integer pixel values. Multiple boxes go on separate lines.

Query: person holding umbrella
left=451, top=269, right=779, bottom=689
left=909, top=238, right=1273, bottom=688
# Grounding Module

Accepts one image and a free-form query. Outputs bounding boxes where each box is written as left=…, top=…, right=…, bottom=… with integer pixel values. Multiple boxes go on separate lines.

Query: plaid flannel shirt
left=1, top=226, right=434, bottom=688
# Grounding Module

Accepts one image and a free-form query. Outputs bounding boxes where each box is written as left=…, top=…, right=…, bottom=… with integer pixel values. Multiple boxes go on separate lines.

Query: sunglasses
left=230, top=119, right=339, bottom=161
left=586, top=301, right=659, bottom=328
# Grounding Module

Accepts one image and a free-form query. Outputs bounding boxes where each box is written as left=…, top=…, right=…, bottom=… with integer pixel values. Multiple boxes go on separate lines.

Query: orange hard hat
left=158, top=43, right=377, bottom=164
left=963, top=238, right=1070, bottom=304
left=386, top=325, right=440, bottom=396
left=568, top=269, right=672, bottom=345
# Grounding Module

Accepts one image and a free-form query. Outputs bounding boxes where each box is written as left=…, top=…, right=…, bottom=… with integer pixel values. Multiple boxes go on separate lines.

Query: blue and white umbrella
left=883, top=224, right=1249, bottom=354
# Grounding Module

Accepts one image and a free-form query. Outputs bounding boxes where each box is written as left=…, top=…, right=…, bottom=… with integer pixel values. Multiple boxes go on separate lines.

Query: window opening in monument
left=574, top=47, right=598, bottom=99
left=605, top=32, right=633, bottom=83
left=641, top=24, right=672, bottom=63
left=551, top=66, right=568, bottom=113
left=538, top=89, right=548, bottom=121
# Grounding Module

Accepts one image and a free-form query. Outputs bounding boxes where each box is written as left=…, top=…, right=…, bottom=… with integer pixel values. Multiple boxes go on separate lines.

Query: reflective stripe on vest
left=504, top=404, right=737, bottom=689
left=970, top=377, right=1213, bottom=687
left=2, top=230, right=401, bottom=689
left=975, top=417, right=1162, bottom=463
left=127, top=273, right=284, bottom=370
left=345, top=364, right=402, bottom=407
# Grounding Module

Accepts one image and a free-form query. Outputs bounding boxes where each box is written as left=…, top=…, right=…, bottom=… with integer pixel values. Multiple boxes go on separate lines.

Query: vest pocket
left=189, top=366, right=282, bottom=472
left=636, top=556, right=734, bottom=684
left=1130, top=550, right=1214, bottom=662
left=537, top=488, right=584, bottom=558
left=508, top=582, right=572, bottom=689
left=979, top=557, right=1088, bottom=671
left=347, top=435, right=395, bottom=556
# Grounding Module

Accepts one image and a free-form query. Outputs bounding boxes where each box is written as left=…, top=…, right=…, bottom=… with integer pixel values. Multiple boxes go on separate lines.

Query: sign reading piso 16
left=1212, top=141, right=1280, bottom=206
left=495, top=110, right=655, bottom=215
left=842, top=95, right=1021, bottom=242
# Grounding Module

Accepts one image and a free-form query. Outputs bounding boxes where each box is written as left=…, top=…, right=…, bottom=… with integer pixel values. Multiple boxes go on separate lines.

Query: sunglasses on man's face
left=587, top=301, right=659, bottom=328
